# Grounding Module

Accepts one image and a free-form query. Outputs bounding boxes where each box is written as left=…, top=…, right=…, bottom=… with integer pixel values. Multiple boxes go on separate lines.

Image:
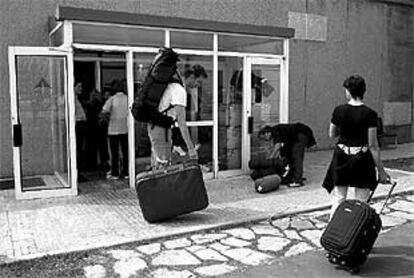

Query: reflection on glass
left=250, top=64, right=280, bottom=161
left=171, top=126, right=213, bottom=172
left=73, top=23, right=164, bottom=47
left=133, top=53, right=156, bottom=174
left=16, top=56, right=69, bottom=190
left=219, top=34, right=283, bottom=55
left=171, top=31, right=213, bottom=50
left=176, top=55, right=212, bottom=122
left=218, top=57, right=243, bottom=170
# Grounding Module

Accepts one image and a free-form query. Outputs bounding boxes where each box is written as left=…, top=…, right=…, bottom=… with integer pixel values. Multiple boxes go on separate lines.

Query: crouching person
left=258, top=123, right=316, bottom=187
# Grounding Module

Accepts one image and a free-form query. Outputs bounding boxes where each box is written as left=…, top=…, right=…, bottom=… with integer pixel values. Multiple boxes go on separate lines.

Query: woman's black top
left=331, top=104, right=378, bottom=146
left=322, top=104, right=379, bottom=192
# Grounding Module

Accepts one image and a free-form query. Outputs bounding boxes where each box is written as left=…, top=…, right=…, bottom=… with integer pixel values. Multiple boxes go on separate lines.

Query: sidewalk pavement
left=1, top=143, right=414, bottom=264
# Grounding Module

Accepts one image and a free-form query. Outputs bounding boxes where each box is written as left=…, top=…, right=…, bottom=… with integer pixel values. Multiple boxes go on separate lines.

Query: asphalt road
left=221, top=222, right=414, bottom=278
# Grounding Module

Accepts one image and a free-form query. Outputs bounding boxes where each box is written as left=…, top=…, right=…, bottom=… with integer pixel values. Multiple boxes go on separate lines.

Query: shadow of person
left=360, top=245, right=414, bottom=277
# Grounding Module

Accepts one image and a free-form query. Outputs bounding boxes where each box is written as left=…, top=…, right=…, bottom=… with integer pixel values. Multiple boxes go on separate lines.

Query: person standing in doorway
left=74, top=81, right=87, bottom=170
left=102, top=79, right=129, bottom=179
left=322, top=75, right=388, bottom=218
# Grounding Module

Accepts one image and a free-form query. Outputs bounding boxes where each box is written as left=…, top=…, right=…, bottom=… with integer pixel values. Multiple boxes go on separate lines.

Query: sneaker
left=287, top=181, right=305, bottom=188
left=106, top=174, right=119, bottom=180
left=173, top=146, right=187, bottom=156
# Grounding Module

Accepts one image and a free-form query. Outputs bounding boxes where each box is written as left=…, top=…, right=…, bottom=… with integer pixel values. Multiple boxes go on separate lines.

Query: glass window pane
left=171, top=31, right=213, bottom=50
left=219, top=34, right=283, bottom=54
left=250, top=64, right=281, bottom=161
left=218, top=56, right=243, bottom=170
left=177, top=55, right=212, bottom=121
left=172, top=126, right=213, bottom=172
left=16, top=56, right=70, bottom=190
left=73, top=23, right=164, bottom=47
left=133, top=52, right=158, bottom=170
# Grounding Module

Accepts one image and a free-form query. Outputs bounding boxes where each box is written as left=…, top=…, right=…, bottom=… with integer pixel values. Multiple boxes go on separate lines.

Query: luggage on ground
left=131, top=47, right=183, bottom=128
left=135, top=160, right=209, bottom=223
left=254, top=174, right=281, bottom=193
left=320, top=181, right=397, bottom=274
left=249, top=157, right=288, bottom=181
left=248, top=157, right=287, bottom=171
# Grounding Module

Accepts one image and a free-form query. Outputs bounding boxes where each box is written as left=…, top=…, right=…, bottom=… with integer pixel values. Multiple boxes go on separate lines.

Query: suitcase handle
left=148, top=160, right=199, bottom=176
left=368, top=176, right=397, bottom=215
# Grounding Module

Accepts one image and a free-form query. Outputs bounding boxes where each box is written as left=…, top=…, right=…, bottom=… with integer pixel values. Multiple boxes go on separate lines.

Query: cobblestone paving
left=80, top=194, right=414, bottom=278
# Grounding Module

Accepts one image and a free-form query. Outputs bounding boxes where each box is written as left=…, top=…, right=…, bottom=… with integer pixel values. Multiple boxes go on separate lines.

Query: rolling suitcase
left=320, top=180, right=397, bottom=274
left=254, top=174, right=281, bottom=193
left=135, top=160, right=209, bottom=223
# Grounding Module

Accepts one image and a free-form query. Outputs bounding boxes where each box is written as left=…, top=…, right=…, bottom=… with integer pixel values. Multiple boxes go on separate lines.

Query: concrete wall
left=0, top=0, right=412, bottom=178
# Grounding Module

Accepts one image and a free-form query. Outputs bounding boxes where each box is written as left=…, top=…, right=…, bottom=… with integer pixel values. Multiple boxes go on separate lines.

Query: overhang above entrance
left=55, top=6, right=295, bottom=39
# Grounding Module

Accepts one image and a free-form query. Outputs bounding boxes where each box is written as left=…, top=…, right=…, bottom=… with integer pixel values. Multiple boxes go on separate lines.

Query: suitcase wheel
left=349, top=266, right=360, bottom=275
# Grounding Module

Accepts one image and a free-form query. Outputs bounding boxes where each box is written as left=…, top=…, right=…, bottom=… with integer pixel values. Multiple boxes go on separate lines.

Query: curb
left=1, top=188, right=413, bottom=266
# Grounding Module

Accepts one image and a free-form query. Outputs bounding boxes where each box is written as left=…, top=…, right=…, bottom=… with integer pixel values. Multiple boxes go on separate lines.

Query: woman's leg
left=330, top=186, right=348, bottom=220
left=350, top=187, right=371, bottom=203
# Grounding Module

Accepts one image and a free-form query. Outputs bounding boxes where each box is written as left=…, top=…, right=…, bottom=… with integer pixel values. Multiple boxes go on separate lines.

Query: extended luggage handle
left=368, top=176, right=397, bottom=215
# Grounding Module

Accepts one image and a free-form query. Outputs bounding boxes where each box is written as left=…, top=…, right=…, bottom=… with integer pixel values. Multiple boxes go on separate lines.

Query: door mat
left=0, top=177, right=46, bottom=190
left=383, top=157, right=414, bottom=172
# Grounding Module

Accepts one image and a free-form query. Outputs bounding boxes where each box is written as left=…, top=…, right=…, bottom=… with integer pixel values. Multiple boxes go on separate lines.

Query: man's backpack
left=131, top=47, right=183, bottom=128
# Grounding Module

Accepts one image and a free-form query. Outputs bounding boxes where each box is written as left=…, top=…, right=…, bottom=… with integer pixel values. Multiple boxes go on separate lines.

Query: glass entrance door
left=243, top=57, right=283, bottom=170
left=9, top=47, right=76, bottom=199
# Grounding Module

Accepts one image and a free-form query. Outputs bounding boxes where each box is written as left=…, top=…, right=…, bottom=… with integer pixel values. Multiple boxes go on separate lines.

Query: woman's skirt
left=322, top=146, right=377, bottom=193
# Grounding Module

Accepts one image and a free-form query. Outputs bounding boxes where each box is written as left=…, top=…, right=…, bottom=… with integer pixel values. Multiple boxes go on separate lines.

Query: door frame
left=8, top=46, right=77, bottom=199
left=242, top=56, right=287, bottom=172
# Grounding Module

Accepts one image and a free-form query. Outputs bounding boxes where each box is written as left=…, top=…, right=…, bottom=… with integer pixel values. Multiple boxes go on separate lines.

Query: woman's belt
left=337, top=144, right=368, bottom=155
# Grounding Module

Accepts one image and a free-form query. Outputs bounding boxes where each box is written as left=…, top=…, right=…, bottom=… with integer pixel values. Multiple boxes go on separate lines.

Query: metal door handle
left=13, top=124, right=22, bottom=147
left=248, top=116, right=253, bottom=134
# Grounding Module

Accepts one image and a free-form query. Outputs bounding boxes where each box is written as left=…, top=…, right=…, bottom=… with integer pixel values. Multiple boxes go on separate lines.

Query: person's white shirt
left=158, top=83, right=187, bottom=120
left=102, top=92, right=128, bottom=135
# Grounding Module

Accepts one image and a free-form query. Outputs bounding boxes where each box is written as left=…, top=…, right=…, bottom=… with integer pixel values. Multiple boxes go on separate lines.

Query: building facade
left=0, top=0, right=413, bottom=199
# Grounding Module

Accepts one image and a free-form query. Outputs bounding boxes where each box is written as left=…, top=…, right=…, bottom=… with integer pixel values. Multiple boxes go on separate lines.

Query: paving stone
left=84, top=265, right=106, bottom=278
left=389, top=200, right=414, bottom=213
left=271, top=218, right=290, bottom=230
left=190, top=233, right=227, bottom=244
left=152, top=250, right=201, bottom=266
left=195, top=263, right=237, bottom=276
left=209, top=242, right=232, bottom=252
left=405, top=195, right=414, bottom=202
left=290, top=219, right=315, bottom=230
left=387, top=211, right=414, bottom=221
left=220, top=237, right=252, bottom=247
left=257, top=236, right=290, bottom=252
left=381, top=214, right=408, bottom=227
left=312, top=219, right=328, bottom=229
left=186, top=245, right=206, bottom=253
left=164, top=238, right=192, bottom=249
left=151, top=268, right=195, bottom=278
left=136, top=243, right=161, bottom=255
left=108, top=249, right=142, bottom=260
left=284, top=229, right=302, bottom=240
left=113, top=256, right=147, bottom=278
left=222, top=228, right=256, bottom=240
left=285, top=242, right=314, bottom=257
left=380, top=228, right=392, bottom=234
left=300, top=230, right=323, bottom=247
left=193, top=248, right=228, bottom=262
left=221, top=248, right=273, bottom=266
left=371, top=202, right=391, bottom=214
left=250, top=224, right=283, bottom=236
